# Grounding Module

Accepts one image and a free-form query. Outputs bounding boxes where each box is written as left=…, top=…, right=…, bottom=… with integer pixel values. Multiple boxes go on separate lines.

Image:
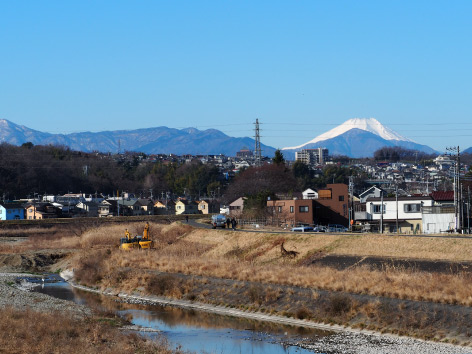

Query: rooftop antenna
left=254, top=119, right=262, bottom=166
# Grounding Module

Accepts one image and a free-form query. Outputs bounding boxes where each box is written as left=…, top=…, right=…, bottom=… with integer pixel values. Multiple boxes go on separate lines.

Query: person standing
left=231, top=217, right=237, bottom=230
left=226, top=217, right=231, bottom=229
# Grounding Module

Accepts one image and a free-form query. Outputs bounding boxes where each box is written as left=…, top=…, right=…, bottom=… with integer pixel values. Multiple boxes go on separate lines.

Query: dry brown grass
left=0, top=306, right=180, bottom=354
left=35, top=222, right=466, bottom=307
left=0, top=230, right=81, bottom=253
left=108, top=253, right=472, bottom=306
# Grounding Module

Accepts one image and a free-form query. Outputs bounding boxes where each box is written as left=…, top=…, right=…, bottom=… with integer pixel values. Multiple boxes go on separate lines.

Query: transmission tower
left=254, top=119, right=262, bottom=166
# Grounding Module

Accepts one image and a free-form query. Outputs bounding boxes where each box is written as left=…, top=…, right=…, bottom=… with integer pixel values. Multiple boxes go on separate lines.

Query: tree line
left=0, top=143, right=222, bottom=200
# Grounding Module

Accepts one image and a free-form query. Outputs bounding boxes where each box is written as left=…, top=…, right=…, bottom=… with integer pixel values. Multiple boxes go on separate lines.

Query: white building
left=302, top=188, right=318, bottom=199
left=358, top=196, right=433, bottom=233
left=295, top=148, right=329, bottom=166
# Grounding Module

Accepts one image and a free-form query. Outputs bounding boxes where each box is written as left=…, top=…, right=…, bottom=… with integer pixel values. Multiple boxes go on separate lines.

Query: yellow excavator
left=140, top=222, right=152, bottom=249
left=120, top=222, right=152, bottom=250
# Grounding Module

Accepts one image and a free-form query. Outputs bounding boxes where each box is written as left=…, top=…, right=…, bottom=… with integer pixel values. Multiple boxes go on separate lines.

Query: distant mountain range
left=282, top=118, right=439, bottom=158
left=0, top=119, right=276, bottom=157
left=1, top=118, right=465, bottom=158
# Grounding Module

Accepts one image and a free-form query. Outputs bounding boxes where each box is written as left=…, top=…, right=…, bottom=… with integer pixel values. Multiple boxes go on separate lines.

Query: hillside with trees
left=0, top=143, right=222, bottom=200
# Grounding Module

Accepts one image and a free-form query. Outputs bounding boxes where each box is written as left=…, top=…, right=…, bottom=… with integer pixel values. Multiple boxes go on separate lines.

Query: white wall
left=422, top=213, right=455, bottom=234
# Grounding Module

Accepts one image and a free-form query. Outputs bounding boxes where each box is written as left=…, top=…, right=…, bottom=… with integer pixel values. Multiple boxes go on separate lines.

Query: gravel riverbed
left=0, top=273, right=90, bottom=317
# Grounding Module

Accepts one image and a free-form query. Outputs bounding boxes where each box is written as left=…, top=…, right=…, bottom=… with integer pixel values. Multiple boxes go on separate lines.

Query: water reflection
left=35, top=279, right=328, bottom=354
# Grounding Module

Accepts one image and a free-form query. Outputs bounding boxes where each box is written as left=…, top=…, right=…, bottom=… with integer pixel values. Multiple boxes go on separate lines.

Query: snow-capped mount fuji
left=282, top=118, right=437, bottom=158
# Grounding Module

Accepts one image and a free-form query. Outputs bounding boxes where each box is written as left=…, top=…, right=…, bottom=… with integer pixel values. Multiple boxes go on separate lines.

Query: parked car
left=313, top=226, right=326, bottom=232
left=291, top=226, right=314, bottom=232
left=328, top=224, right=348, bottom=232
left=211, top=214, right=227, bottom=229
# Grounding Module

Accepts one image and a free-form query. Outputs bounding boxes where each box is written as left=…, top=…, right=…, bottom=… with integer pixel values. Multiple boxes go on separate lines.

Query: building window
left=339, top=196, right=344, bottom=201
left=290, top=206, right=294, bottom=213
left=277, top=206, right=282, bottom=213
left=372, top=204, right=385, bottom=214
left=299, top=206, right=309, bottom=213
left=404, top=204, right=421, bottom=213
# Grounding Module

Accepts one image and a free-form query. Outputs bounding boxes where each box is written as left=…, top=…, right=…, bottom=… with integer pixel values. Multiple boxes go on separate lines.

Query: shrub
left=296, top=307, right=311, bottom=320
left=327, top=293, right=352, bottom=315
left=74, top=250, right=109, bottom=285
left=146, top=274, right=177, bottom=295
left=247, top=286, right=264, bottom=305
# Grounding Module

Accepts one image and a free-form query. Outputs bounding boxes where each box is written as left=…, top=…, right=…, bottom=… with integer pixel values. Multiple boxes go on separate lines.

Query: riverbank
left=0, top=273, right=183, bottom=354
left=0, top=273, right=89, bottom=316
left=2, top=221, right=472, bottom=353
left=67, top=276, right=472, bottom=354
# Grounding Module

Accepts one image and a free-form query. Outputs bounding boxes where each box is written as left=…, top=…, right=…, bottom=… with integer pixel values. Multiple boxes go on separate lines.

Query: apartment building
left=295, top=148, right=329, bottom=166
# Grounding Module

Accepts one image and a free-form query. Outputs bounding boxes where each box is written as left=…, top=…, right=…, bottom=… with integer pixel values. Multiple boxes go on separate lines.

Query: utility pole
left=348, top=176, right=354, bottom=231
left=254, top=119, right=262, bottom=167
left=117, top=190, right=120, bottom=217
left=380, top=192, right=384, bottom=234
left=395, top=183, right=399, bottom=234
left=446, top=146, right=460, bottom=232
left=468, top=186, right=470, bottom=234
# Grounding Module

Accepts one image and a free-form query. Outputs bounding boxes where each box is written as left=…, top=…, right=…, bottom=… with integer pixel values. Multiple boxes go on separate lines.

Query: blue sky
left=1, top=1, right=471, bottom=152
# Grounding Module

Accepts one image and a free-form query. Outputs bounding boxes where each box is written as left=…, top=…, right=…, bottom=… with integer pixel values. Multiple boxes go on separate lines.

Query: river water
left=30, top=275, right=329, bottom=354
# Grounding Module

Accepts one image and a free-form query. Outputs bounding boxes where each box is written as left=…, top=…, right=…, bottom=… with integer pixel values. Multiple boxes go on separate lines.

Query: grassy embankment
left=71, top=222, right=472, bottom=306
left=3, top=222, right=472, bottom=344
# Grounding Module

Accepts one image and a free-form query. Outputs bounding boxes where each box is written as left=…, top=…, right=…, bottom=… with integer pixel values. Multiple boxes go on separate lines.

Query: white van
left=211, top=214, right=227, bottom=229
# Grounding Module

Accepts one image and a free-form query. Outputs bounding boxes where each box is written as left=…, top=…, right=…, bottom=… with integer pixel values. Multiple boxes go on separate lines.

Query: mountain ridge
left=0, top=119, right=276, bottom=157
left=0, top=118, right=440, bottom=158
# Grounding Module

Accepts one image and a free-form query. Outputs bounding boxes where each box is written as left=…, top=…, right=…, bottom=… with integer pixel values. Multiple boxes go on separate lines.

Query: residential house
left=0, top=203, right=24, bottom=220
left=175, top=200, right=199, bottom=215
left=421, top=191, right=455, bottom=233
left=357, top=196, right=433, bottom=233
left=316, top=184, right=349, bottom=224
left=267, top=199, right=316, bottom=227
left=25, top=203, right=61, bottom=220
left=266, top=183, right=350, bottom=227
left=154, top=200, right=176, bottom=215
left=117, top=198, right=153, bottom=216
left=117, top=199, right=140, bottom=216
left=358, top=186, right=385, bottom=203
left=136, top=199, right=154, bottom=215
left=76, top=201, right=99, bottom=217
left=98, top=200, right=117, bottom=217
left=302, top=188, right=318, bottom=199
left=229, top=197, right=246, bottom=217
left=198, top=200, right=219, bottom=214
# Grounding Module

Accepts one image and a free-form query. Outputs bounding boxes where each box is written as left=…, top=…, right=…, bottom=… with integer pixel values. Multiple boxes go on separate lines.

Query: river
left=24, top=274, right=471, bottom=354
left=29, top=275, right=328, bottom=354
